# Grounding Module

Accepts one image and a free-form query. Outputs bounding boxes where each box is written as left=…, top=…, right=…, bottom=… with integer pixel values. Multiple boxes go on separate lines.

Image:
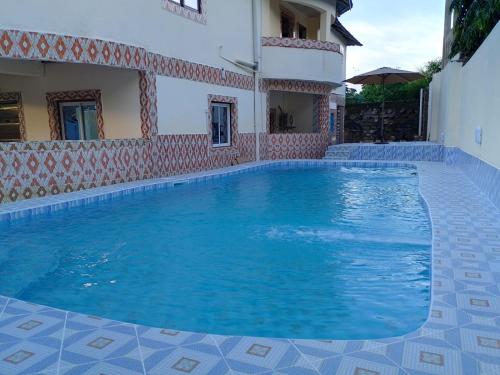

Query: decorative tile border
left=0, top=29, right=149, bottom=69
left=261, top=78, right=334, bottom=95
left=46, top=89, right=105, bottom=140
left=0, top=134, right=259, bottom=204
left=0, top=138, right=153, bottom=204
left=0, top=29, right=254, bottom=92
left=261, top=36, right=342, bottom=54
left=148, top=53, right=255, bottom=91
left=264, top=133, right=329, bottom=160
left=0, top=92, right=26, bottom=141
left=161, top=0, right=208, bottom=25
left=152, top=133, right=256, bottom=178
left=0, top=160, right=499, bottom=374
left=138, top=71, right=159, bottom=139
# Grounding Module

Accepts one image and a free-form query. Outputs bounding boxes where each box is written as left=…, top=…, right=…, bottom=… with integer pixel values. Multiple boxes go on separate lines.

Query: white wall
left=427, top=72, right=441, bottom=142
left=429, top=23, right=500, bottom=168
left=261, top=46, right=343, bottom=85
left=156, top=76, right=255, bottom=135
left=0, top=63, right=142, bottom=140
left=0, top=0, right=253, bottom=76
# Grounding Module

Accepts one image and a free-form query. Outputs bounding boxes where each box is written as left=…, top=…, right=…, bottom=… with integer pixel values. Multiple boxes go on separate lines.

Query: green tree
left=346, top=87, right=363, bottom=104
left=449, top=0, right=500, bottom=62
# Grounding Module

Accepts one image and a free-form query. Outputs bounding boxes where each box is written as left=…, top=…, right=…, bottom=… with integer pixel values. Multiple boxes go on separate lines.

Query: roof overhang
left=335, top=0, right=353, bottom=16
left=331, top=18, right=362, bottom=46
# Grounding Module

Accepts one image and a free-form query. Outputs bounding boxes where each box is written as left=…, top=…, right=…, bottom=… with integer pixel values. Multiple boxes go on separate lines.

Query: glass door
left=59, top=102, right=98, bottom=141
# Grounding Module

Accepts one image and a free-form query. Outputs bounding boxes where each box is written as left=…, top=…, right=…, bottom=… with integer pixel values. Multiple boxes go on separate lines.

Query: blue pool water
left=0, top=166, right=431, bottom=340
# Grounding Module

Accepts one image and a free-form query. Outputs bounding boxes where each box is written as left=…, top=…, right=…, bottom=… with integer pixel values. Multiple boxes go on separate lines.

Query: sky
left=340, top=0, right=446, bottom=87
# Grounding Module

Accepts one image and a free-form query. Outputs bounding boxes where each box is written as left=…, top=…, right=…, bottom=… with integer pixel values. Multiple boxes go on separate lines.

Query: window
left=0, top=95, right=23, bottom=142
left=169, top=0, right=201, bottom=12
left=211, top=103, right=231, bottom=147
left=58, top=101, right=99, bottom=140
left=281, top=12, right=295, bottom=38
left=298, top=24, right=307, bottom=39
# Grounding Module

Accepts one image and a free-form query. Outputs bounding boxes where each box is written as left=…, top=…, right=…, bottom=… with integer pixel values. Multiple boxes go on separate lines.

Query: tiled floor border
left=0, top=160, right=499, bottom=374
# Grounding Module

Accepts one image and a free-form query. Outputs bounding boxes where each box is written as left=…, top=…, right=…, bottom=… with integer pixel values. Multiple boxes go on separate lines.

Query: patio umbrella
left=345, top=67, right=424, bottom=143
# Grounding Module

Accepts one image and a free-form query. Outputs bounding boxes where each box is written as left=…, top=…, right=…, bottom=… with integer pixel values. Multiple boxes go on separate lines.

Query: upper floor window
left=281, top=11, right=295, bottom=38
left=170, top=0, right=201, bottom=13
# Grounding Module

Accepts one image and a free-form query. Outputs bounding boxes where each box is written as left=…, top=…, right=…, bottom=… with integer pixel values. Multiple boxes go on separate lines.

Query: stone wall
left=345, top=100, right=426, bottom=143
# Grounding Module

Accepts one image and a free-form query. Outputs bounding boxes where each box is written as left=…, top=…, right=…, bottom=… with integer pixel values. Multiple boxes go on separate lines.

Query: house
left=0, top=0, right=359, bottom=202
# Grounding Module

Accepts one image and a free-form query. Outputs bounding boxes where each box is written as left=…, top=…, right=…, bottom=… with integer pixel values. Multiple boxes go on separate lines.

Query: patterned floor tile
left=215, top=336, right=305, bottom=374
left=291, top=339, right=351, bottom=361
left=0, top=337, right=61, bottom=374
left=386, top=333, right=480, bottom=374
left=59, top=357, right=145, bottom=375
left=65, top=312, right=132, bottom=332
left=137, top=326, right=207, bottom=350
left=0, top=297, right=8, bottom=317
left=139, top=332, right=229, bottom=375
left=258, top=358, right=319, bottom=375
left=143, top=344, right=229, bottom=375
left=313, top=353, right=405, bottom=375
left=0, top=305, right=66, bottom=344
left=61, top=324, right=142, bottom=369
left=444, top=324, right=500, bottom=367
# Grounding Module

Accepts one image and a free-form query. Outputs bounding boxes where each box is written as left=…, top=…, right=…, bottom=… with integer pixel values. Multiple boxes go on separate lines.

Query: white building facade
left=0, top=0, right=359, bottom=202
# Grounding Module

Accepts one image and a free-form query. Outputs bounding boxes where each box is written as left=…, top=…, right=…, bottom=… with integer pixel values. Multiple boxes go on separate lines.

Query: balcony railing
left=261, top=37, right=342, bottom=54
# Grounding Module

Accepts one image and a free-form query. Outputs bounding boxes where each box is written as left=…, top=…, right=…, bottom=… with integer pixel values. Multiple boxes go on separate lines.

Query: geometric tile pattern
left=0, top=133, right=259, bottom=203
left=0, top=29, right=254, bottom=91
left=264, top=133, right=330, bottom=160
left=139, top=71, right=159, bottom=139
left=261, top=78, right=334, bottom=95
left=162, top=0, right=208, bottom=24
left=46, top=90, right=105, bottom=141
left=0, top=159, right=499, bottom=374
left=0, top=139, right=154, bottom=204
left=261, top=36, right=342, bottom=54
left=148, top=52, right=255, bottom=91
left=152, top=133, right=257, bottom=178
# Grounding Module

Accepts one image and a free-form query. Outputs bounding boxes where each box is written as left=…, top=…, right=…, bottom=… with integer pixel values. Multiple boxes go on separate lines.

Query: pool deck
left=0, top=160, right=499, bottom=375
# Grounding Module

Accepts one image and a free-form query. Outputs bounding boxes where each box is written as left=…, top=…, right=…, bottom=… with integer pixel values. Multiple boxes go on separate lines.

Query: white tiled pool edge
left=0, top=160, right=499, bottom=375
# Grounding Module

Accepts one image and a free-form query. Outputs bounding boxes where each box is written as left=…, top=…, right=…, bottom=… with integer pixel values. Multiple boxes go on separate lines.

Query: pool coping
left=0, top=160, right=499, bottom=375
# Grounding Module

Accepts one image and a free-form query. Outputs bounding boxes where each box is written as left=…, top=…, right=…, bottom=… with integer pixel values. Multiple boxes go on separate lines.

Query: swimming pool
left=0, top=165, right=431, bottom=340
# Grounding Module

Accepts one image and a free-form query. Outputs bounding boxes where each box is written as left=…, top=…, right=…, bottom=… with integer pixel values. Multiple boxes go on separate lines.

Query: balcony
left=261, top=37, right=344, bottom=85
